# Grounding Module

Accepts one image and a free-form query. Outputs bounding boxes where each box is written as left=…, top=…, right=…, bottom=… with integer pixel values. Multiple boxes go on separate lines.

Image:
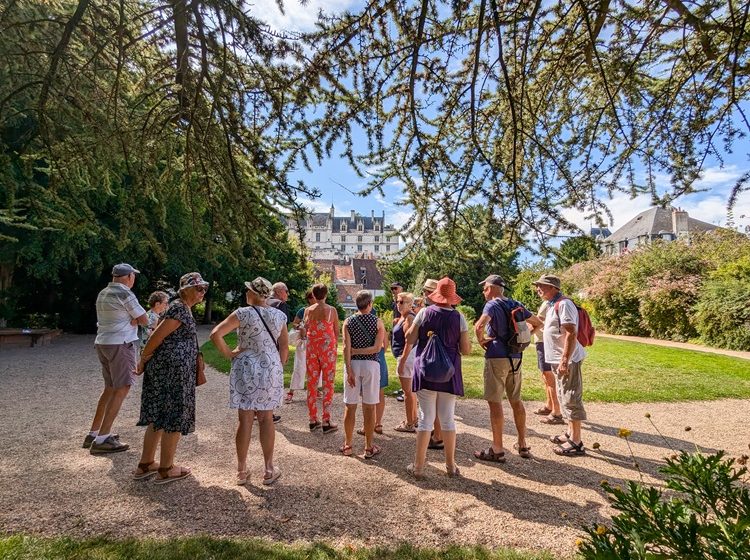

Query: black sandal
left=474, top=447, right=506, bottom=463
left=428, top=438, right=444, bottom=450
left=553, top=440, right=585, bottom=456
left=322, top=422, right=338, bottom=434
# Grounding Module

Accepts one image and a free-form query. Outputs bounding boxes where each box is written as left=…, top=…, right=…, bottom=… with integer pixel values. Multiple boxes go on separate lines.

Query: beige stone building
left=286, top=205, right=400, bottom=259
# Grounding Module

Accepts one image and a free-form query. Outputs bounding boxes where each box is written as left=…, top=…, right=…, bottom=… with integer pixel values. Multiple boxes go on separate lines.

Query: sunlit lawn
left=202, top=334, right=750, bottom=403
left=0, top=536, right=555, bottom=560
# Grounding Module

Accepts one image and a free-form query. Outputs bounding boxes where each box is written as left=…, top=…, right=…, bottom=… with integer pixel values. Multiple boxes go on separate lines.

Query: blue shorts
left=536, top=342, right=552, bottom=372
left=378, top=348, right=388, bottom=388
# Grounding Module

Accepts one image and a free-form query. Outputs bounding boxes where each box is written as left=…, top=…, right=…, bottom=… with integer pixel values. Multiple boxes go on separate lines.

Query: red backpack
left=554, top=298, right=595, bottom=347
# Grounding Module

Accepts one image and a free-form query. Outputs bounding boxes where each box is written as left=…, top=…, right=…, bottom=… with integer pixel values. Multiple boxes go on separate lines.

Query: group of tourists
left=84, top=263, right=587, bottom=485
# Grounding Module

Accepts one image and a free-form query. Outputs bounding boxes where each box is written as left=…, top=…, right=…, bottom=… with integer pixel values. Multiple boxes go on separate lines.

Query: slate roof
left=352, top=258, right=383, bottom=289
left=284, top=212, right=397, bottom=231
left=332, top=216, right=391, bottom=231
left=603, top=207, right=718, bottom=244
left=590, top=227, right=611, bottom=238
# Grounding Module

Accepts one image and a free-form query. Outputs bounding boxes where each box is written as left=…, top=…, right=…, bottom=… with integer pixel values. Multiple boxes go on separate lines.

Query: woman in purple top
left=403, top=277, right=471, bottom=479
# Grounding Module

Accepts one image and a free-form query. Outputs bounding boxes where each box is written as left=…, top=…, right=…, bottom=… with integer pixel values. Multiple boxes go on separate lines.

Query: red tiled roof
left=337, top=284, right=363, bottom=305
left=334, top=265, right=354, bottom=282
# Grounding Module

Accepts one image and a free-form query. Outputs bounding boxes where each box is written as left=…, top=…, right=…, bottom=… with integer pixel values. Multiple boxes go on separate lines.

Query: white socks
left=94, top=433, right=110, bottom=444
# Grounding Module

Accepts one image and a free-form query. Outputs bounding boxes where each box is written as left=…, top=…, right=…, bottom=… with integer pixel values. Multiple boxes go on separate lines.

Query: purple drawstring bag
left=420, top=330, right=455, bottom=383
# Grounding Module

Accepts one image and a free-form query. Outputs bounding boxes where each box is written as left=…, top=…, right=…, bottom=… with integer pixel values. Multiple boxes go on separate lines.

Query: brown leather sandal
left=154, top=464, right=191, bottom=485
left=133, top=461, right=159, bottom=480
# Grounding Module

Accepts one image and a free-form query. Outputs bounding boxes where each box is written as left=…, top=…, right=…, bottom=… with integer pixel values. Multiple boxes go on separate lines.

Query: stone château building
left=600, top=207, right=718, bottom=256
left=287, top=205, right=400, bottom=259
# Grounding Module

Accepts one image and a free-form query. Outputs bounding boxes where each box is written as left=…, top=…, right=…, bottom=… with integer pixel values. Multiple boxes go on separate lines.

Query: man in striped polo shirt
left=84, top=263, right=147, bottom=454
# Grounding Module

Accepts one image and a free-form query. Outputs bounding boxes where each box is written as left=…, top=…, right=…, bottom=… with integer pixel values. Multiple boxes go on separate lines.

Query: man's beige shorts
left=553, top=360, right=587, bottom=421
left=483, top=358, right=522, bottom=402
left=96, top=342, right=138, bottom=388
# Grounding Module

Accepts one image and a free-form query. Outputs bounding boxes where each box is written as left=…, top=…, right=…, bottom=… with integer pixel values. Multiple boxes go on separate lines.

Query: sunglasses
left=194, top=286, right=207, bottom=294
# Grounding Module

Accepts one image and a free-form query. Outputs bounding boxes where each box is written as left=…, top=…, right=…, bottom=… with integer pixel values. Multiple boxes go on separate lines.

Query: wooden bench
left=0, top=328, right=62, bottom=350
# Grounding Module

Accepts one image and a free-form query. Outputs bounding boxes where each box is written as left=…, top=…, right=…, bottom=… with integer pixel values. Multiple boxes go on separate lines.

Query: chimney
left=350, top=210, right=355, bottom=220
left=672, top=207, right=689, bottom=238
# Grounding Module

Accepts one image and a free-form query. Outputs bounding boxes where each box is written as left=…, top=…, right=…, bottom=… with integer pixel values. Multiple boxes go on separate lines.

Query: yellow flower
left=575, top=539, right=584, bottom=548
left=618, top=428, right=632, bottom=438
left=596, top=525, right=607, bottom=535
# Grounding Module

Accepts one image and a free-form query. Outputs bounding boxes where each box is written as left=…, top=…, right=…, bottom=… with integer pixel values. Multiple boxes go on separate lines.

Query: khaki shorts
left=96, top=342, right=138, bottom=388
left=483, top=358, right=522, bottom=403
left=553, top=360, right=587, bottom=421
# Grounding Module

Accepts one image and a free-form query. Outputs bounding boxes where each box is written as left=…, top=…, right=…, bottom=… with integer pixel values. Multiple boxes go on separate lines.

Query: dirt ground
left=1, top=334, right=747, bottom=558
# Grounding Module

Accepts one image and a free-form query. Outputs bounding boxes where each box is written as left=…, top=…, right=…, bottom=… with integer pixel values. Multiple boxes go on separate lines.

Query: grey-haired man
left=533, top=274, right=588, bottom=457
left=268, top=282, right=291, bottom=323
left=85, top=263, right=148, bottom=454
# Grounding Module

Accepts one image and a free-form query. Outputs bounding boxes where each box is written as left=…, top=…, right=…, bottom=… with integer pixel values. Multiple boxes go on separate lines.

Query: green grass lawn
left=202, top=335, right=750, bottom=403
left=0, top=536, right=555, bottom=560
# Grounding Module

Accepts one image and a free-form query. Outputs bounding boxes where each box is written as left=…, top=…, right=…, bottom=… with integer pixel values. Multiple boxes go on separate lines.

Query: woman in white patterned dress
left=210, top=277, right=288, bottom=486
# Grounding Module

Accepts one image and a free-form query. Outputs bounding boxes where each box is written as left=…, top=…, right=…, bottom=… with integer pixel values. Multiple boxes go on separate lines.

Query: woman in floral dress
left=134, top=273, right=208, bottom=485
left=210, top=277, right=288, bottom=486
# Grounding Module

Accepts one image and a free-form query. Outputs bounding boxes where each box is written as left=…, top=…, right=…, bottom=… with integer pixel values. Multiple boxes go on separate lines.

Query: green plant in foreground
left=578, top=451, right=750, bottom=559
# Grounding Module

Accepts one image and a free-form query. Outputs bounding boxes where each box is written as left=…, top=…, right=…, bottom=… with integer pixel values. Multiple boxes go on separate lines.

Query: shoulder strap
left=251, top=306, right=279, bottom=351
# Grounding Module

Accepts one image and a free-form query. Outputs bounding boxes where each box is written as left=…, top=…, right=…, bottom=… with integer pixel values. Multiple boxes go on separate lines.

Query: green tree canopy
left=551, top=235, right=602, bottom=269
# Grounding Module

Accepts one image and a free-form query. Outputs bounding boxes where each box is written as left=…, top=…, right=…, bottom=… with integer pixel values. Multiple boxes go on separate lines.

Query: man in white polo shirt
left=85, top=263, right=147, bottom=454
left=533, top=274, right=587, bottom=457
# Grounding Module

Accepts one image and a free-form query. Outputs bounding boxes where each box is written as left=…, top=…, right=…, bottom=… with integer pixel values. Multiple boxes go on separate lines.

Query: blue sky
left=260, top=0, right=750, bottom=242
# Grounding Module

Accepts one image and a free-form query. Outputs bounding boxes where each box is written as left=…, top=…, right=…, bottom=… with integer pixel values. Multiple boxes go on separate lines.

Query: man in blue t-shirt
left=473, top=274, right=542, bottom=462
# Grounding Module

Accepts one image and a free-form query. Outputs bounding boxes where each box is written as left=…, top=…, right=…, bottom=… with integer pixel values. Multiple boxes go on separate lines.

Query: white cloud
left=294, top=197, right=336, bottom=213
left=251, top=0, right=358, bottom=33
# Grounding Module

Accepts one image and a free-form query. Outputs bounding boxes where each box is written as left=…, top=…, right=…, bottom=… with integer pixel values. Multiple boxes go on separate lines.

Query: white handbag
left=288, top=328, right=301, bottom=347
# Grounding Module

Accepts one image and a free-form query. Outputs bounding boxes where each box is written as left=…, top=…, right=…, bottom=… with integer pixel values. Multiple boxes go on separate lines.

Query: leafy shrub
left=456, top=304, right=476, bottom=325
left=638, top=272, right=700, bottom=341
left=373, top=295, right=390, bottom=317
left=558, top=258, right=602, bottom=297
left=586, top=255, right=646, bottom=335
left=380, top=309, right=394, bottom=333
left=695, top=256, right=750, bottom=351
left=579, top=451, right=750, bottom=559
left=511, top=261, right=547, bottom=309
left=627, top=240, right=705, bottom=341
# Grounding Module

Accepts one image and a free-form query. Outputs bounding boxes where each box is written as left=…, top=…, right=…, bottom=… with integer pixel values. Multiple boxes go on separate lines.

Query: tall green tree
left=551, top=236, right=602, bottom=269
left=297, top=0, right=750, bottom=246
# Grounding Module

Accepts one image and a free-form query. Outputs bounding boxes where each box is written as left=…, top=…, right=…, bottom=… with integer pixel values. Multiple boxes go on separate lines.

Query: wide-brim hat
left=244, top=277, right=272, bottom=298
left=532, top=274, right=561, bottom=289
left=179, top=272, right=209, bottom=291
left=422, top=278, right=438, bottom=292
left=430, top=277, right=462, bottom=305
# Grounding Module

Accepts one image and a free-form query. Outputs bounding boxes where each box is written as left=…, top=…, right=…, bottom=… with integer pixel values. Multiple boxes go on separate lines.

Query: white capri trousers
left=416, top=389, right=456, bottom=432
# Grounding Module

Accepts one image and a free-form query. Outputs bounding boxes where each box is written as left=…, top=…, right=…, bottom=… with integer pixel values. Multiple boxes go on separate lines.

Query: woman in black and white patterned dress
left=210, top=277, right=288, bottom=486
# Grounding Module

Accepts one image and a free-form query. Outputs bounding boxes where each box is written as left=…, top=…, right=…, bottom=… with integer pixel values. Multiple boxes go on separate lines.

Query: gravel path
left=0, top=335, right=747, bottom=558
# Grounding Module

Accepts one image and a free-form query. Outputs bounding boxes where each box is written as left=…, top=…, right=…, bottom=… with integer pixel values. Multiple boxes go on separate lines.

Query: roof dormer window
left=374, top=221, right=380, bottom=232
left=357, top=221, right=364, bottom=232
left=340, top=222, right=347, bottom=232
